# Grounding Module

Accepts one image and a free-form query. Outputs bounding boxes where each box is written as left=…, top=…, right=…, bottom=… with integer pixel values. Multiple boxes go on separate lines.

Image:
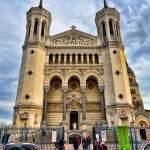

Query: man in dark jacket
left=73, top=135, right=79, bottom=150
left=58, top=137, right=66, bottom=150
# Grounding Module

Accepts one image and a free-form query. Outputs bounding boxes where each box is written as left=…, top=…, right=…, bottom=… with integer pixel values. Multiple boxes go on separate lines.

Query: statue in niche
left=73, top=123, right=77, bottom=130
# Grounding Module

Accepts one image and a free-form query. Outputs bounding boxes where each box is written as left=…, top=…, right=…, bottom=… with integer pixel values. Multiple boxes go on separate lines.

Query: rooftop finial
left=39, top=0, right=43, bottom=8
left=104, top=0, right=108, bottom=8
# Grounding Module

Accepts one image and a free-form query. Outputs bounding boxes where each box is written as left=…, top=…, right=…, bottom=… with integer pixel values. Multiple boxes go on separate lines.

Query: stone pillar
left=81, top=86, right=87, bottom=136
left=42, top=86, right=50, bottom=126
left=99, top=86, right=108, bottom=127
left=81, top=55, right=84, bottom=64
left=53, top=55, right=55, bottom=64
left=92, top=55, right=95, bottom=64
left=81, top=87, right=86, bottom=122
left=64, top=55, right=67, bottom=64
left=58, top=55, right=61, bottom=64
left=38, top=21, right=41, bottom=39
left=70, top=55, right=73, bottom=64
left=87, top=55, right=89, bottom=64
left=75, top=55, right=78, bottom=64
left=62, top=87, right=68, bottom=124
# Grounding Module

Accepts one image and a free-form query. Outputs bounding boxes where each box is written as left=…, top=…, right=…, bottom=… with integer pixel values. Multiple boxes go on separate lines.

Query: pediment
left=48, top=27, right=98, bottom=46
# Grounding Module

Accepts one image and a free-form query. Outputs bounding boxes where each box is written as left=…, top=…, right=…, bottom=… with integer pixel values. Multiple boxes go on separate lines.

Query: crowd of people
left=56, top=135, right=107, bottom=150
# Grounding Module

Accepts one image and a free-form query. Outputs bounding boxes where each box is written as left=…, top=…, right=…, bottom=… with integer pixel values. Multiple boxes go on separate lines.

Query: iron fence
left=0, top=125, right=64, bottom=145
left=92, top=123, right=150, bottom=150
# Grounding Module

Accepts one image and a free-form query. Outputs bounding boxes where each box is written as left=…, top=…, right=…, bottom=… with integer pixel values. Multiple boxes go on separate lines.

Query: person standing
left=86, top=135, right=91, bottom=150
left=73, top=135, right=79, bottom=150
left=100, top=142, right=107, bottom=150
left=58, top=137, right=66, bottom=150
left=94, top=138, right=100, bottom=150
left=82, top=137, right=87, bottom=150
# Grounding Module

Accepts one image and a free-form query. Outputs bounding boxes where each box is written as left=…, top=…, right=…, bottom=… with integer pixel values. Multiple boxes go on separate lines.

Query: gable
left=48, top=27, right=98, bottom=46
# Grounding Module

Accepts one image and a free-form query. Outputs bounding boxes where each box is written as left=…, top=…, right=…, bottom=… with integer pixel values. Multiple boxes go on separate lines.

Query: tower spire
left=104, top=0, right=108, bottom=8
left=39, top=0, right=43, bottom=8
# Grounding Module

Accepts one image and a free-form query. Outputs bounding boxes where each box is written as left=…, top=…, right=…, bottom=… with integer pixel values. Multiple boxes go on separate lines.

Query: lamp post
left=24, top=123, right=28, bottom=143
left=130, top=112, right=135, bottom=150
left=40, top=124, right=46, bottom=150
left=130, top=113, right=138, bottom=150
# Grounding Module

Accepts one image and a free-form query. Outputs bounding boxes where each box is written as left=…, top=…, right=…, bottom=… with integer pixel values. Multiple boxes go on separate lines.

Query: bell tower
left=13, top=0, right=52, bottom=127
left=95, top=0, right=133, bottom=126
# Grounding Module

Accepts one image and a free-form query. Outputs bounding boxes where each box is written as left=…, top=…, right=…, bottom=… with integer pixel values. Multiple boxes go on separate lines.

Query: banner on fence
left=52, top=130, right=57, bottom=142
left=101, top=129, right=106, bottom=141
left=117, top=126, right=131, bottom=150
left=96, top=134, right=99, bottom=141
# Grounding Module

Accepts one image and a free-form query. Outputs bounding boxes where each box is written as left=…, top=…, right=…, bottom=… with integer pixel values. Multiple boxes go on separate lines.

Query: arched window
left=28, top=21, right=31, bottom=38
left=72, top=54, right=76, bottom=64
left=102, top=22, right=106, bottom=37
left=109, top=20, right=114, bottom=35
left=89, top=54, right=92, bottom=64
left=95, top=54, right=99, bottom=64
left=41, top=21, right=46, bottom=37
left=116, top=21, right=119, bottom=38
left=49, top=54, right=53, bottom=64
left=55, top=54, right=59, bottom=64
left=33, top=20, right=38, bottom=35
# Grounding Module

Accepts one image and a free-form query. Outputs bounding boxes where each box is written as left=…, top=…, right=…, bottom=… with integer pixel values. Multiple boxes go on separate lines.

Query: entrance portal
left=69, top=135, right=81, bottom=144
left=70, top=111, right=78, bottom=130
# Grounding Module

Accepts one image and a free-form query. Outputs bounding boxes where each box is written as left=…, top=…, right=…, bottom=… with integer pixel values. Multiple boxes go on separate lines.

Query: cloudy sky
left=0, top=0, right=150, bottom=124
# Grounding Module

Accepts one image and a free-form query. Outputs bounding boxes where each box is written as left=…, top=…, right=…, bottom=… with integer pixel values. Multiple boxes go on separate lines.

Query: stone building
left=13, top=0, right=150, bottom=139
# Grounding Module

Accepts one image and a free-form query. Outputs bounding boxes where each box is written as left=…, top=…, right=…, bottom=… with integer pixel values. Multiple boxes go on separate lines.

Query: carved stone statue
left=73, top=123, right=77, bottom=130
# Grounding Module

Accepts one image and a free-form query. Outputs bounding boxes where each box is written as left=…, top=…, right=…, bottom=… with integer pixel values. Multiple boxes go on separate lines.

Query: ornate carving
left=47, top=103, right=63, bottom=111
left=20, top=112, right=29, bottom=120
left=71, top=83, right=77, bottom=89
left=81, top=86, right=86, bottom=92
left=44, top=86, right=50, bottom=92
left=85, top=103, right=101, bottom=110
left=68, top=100, right=80, bottom=109
left=99, top=86, right=105, bottom=92
left=119, top=110, right=128, bottom=119
left=88, top=83, right=94, bottom=89
left=49, top=29, right=97, bottom=46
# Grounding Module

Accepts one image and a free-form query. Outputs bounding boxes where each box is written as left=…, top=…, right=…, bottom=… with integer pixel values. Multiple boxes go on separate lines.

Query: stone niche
left=20, top=112, right=29, bottom=120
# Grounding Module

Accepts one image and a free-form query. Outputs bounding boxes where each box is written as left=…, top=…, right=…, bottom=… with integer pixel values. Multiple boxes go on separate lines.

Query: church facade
left=13, top=0, right=150, bottom=138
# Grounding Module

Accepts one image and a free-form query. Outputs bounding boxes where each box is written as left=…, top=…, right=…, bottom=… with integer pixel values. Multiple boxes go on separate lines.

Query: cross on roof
left=71, top=25, right=76, bottom=30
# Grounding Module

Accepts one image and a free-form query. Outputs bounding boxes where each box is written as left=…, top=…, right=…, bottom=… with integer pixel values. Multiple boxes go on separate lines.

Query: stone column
left=62, top=87, right=68, bottom=124
left=81, top=55, right=84, bottom=64
left=53, top=55, right=55, bottom=64
left=92, top=55, right=94, bottom=64
left=42, top=86, right=50, bottom=126
left=58, top=55, right=61, bottom=64
left=64, top=55, right=67, bottom=64
left=99, top=86, right=108, bottom=127
left=38, top=21, right=41, bottom=39
left=81, top=87, right=86, bottom=122
left=70, top=55, right=73, bottom=64
left=75, top=55, right=78, bottom=64
left=87, top=55, right=89, bottom=64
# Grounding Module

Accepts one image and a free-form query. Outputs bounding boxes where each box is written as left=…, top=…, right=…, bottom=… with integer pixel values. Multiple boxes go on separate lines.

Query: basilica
left=13, top=0, right=150, bottom=138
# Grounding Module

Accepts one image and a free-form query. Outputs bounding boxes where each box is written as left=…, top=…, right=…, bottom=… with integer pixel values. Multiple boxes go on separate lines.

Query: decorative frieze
left=47, top=103, right=63, bottom=111
left=85, top=103, right=101, bottom=110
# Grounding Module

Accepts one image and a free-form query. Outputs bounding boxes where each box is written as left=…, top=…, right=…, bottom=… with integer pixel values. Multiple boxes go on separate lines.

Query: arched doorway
left=140, top=124, right=147, bottom=140
left=70, top=111, right=78, bottom=130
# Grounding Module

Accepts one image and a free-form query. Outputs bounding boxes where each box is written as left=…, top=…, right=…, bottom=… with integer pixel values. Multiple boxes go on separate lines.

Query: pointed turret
left=39, top=0, right=43, bottom=8
left=104, top=0, right=108, bottom=8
